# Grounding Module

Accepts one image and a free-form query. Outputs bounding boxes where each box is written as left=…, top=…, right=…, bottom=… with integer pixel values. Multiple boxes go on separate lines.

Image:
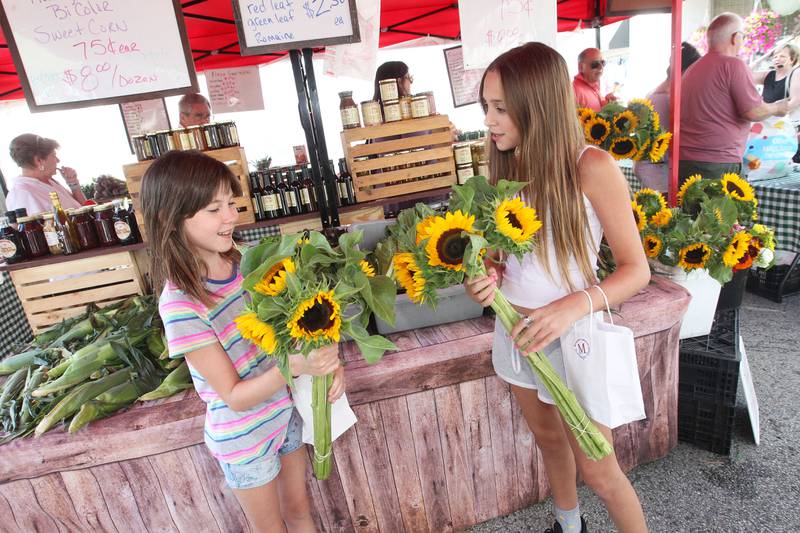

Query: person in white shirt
left=6, top=134, right=85, bottom=216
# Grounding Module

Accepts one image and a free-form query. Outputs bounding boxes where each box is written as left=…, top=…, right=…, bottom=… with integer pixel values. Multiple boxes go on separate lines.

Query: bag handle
left=590, top=284, right=614, bottom=325
left=578, top=289, right=595, bottom=341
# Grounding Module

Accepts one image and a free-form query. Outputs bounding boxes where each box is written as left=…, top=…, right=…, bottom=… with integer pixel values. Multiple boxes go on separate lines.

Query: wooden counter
left=0, top=276, right=690, bottom=532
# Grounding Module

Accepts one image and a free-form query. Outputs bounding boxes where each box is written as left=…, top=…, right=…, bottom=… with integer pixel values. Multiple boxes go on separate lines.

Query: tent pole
left=289, top=49, right=340, bottom=228
left=668, top=0, right=682, bottom=206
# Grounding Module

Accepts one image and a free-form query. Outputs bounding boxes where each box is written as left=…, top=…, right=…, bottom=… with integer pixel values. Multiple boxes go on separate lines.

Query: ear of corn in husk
left=138, top=361, right=192, bottom=401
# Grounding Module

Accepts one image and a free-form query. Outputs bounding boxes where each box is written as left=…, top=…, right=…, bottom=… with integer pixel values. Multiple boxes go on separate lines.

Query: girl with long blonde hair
left=465, top=42, right=650, bottom=532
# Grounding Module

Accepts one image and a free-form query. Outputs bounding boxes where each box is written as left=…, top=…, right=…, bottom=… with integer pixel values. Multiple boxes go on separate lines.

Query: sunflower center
left=684, top=247, right=707, bottom=265
left=725, top=182, right=744, bottom=196
left=616, top=117, right=629, bottom=130
left=590, top=123, right=607, bottom=138
left=298, top=299, right=335, bottom=332
left=437, top=229, right=469, bottom=266
left=505, top=211, right=523, bottom=230
left=646, top=239, right=657, bottom=251
left=613, top=140, right=634, bottom=154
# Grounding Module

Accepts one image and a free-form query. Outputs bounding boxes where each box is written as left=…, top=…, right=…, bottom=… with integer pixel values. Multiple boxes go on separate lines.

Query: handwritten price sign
left=458, top=0, right=557, bottom=70
left=0, top=0, right=197, bottom=111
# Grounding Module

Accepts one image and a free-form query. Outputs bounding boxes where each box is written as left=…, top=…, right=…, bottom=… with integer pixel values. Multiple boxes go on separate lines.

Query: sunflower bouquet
left=391, top=176, right=614, bottom=461
left=578, top=99, right=672, bottom=162
left=236, top=231, right=397, bottom=479
left=635, top=173, right=776, bottom=285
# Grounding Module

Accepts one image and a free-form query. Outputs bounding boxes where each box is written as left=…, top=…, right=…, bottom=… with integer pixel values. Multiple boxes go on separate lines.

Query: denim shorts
left=218, top=408, right=304, bottom=490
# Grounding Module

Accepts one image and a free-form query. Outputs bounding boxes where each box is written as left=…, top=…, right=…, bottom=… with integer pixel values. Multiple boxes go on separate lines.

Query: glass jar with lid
left=382, top=99, right=402, bottom=122
left=453, top=143, right=473, bottom=165
left=411, top=95, right=430, bottom=118
left=378, top=79, right=399, bottom=101
left=0, top=215, right=27, bottom=264
left=93, top=203, right=119, bottom=247
left=73, top=206, right=99, bottom=250
left=398, top=96, right=412, bottom=120
left=17, top=215, right=49, bottom=258
left=41, top=213, right=63, bottom=255
left=361, top=101, right=382, bottom=127
left=339, top=91, right=361, bottom=130
left=456, top=163, right=475, bottom=185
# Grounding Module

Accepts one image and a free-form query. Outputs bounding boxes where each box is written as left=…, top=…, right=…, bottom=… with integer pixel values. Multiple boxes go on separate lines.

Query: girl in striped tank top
left=465, top=43, right=650, bottom=532
left=142, top=151, right=343, bottom=532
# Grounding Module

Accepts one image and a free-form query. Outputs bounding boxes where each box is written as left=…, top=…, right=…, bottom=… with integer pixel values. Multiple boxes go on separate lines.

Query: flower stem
left=311, top=373, right=333, bottom=479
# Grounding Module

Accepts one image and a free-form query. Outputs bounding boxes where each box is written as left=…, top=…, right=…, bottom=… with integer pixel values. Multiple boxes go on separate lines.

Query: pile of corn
left=0, top=295, right=191, bottom=443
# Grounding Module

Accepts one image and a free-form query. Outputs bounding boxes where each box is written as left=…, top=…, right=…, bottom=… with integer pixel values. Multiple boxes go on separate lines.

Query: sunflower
left=584, top=116, right=611, bottom=145
left=634, top=188, right=667, bottom=217
left=629, top=98, right=655, bottom=113
left=612, top=110, right=638, bottom=135
left=649, top=208, right=672, bottom=228
left=632, top=201, right=646, bottom=232
left=494, top=197, right=542, bottom=244
left=643, top=235, right=663, bottom=258
left=677, top=174, right=702, bottom=206
left=287, top=290, right=342, bottom=343
left=235, top=312, right=278, bottom=354
left=648, top=132, right=672, bottom=162
left=634, top=138, right=651, bottom=161
left=425, top=210, right=477, bottom=271
left=720, top=173, right=754, bottom=202
left=577, top=107, right=596, bottom=126
left=723, top=231, right=752, bottom=267
left=609, top=137, right=637, bottom=160
left=393, top=252, right=426, bottom=303
left=678, top=243, right=712, bottom=271
left=651, top=111, right=661, bottom=132
left=415, top=216, right=437, bottom=245
left=253, top=258, right=296, bottom=296
left=359, top=259, right=376, bottom=277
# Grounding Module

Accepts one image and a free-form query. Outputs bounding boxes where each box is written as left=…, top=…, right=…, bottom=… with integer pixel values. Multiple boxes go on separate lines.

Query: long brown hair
left=480, top=42, right=596, bottom=290
left=141, top=150, right=242, bottom=306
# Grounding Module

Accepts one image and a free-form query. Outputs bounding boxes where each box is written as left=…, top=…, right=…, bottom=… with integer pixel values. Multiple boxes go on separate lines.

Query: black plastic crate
left=678, top=396, right=736, bottom=455
left=679, top=309, right=740, bottom=406
left=747, top=263, right=800, bottom=303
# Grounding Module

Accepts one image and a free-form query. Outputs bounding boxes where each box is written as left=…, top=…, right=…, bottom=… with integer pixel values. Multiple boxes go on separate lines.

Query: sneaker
left=544, top=515, right=588, bottom=533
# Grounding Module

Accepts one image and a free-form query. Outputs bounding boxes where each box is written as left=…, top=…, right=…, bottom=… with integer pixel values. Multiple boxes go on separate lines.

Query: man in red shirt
left=679, top=13, right=788, bottom=184
left=572, top=48, right=617, bottom=111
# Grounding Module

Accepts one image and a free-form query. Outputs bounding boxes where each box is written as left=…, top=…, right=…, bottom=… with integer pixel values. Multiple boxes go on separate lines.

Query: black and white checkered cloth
left=0, top=272, right=34, bottom=355
left=234, top=224, right=282, bottom=244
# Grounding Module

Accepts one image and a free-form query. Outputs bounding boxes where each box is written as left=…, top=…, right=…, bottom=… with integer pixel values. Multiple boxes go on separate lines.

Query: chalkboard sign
left=443, top=46, right=485, bottom=108
left=0, top=0, right=198, bottom=112
left=232, top=0, right=360, bottom=55
left=119, top=98, right=171, bottom=153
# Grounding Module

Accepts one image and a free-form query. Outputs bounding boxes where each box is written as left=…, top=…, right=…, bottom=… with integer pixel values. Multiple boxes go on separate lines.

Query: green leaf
left=257, top=298, right=285, bottom=321
left=495, top=178, right=526, bottom=199
left=354, top=335, right=397, bottom=364
left=334, top=275, right=367, bottom=301
left=344, top=319, right=369, bottom=342
left=365, top=275, right=397, bottom=326
left=450, top=181, right=476, bottom=213
left=308, top=231, right=335, bottom=255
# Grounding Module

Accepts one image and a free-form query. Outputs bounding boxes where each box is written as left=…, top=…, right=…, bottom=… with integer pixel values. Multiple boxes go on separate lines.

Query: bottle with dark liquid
left=298, top=166, right=317, bottom=213
left=0, top=214, right=27, bottom=264
left=50, top=192, right=80, bottom=254
left=249, top=172, right=264, bottom=221
left=337, top=159, right=355, bottom=206
left=279, top=169, right=300, bottom=215
left=289, top=169, right=306, bottom=214
left=113, top=199, right=141, bottom=245
left=260, top=171, right=281, bottom=219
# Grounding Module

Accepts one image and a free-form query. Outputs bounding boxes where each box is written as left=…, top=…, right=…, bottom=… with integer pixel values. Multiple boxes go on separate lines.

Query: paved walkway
left=469, top=290, right=800, bottom=532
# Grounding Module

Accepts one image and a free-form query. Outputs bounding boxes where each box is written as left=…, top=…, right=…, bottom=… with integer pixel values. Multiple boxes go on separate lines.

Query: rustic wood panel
left=0, top=479, right=59, bottom=532
left=310, top=448, right=356, bottom=533
left=485, top=376, right=521, bottom=516
left=511, top=390, right=538, bottom=508
left=96, top=460, right=174, bottom=532
left=187, top=446, right=251, bottom=533
left=60, top=469, right=119, bottom=532
left=28, top=473, right=87, bottom=532
left=459, top=380, right=499, bottom=523
left=330, top=420, right=379, bottom=532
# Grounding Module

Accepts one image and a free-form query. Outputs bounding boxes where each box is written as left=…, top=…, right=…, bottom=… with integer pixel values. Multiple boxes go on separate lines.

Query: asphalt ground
left=469, top=290, right=800, bottom=533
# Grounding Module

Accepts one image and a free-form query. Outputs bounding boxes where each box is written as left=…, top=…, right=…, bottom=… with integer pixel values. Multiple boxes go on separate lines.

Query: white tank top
left=500, top=146, right=603, bottom=309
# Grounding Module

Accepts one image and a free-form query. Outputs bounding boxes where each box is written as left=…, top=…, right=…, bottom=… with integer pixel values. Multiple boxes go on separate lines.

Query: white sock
left=555, top=504, right=582, bottom=531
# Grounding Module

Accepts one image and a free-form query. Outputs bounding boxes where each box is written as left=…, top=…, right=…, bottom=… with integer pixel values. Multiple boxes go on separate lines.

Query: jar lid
left=79, top=205, right=96, bottom=213
left=338, top=91, right=353, bottom=97
left=93, top=203, right=114, bottom=212
left=412, top=95, right=428, bottom=101
left=361, top=100, right=378, bottom=105
left=456, top=163, right=473, bottom=168
left=187, top=125, right=202, bottom=129
left=383, top=99, right=399, bottom=105
left=42, top=213, right=54, bottom=220
left=379, top=79, right=397, bottom=85
left=17, top=215, right=35, bottom=223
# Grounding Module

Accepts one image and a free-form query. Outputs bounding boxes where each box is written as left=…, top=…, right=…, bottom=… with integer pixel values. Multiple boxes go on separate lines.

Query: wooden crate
left=122, top=146, right=255, bottom=240
left=341, top=115, right=456, bottom=202
left=277, top=205, right=385, bottom=235
left=9, top=250, right=147, bottom=333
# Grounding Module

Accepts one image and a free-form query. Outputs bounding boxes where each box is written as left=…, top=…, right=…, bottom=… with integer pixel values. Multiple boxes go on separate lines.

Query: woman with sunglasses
left=572, top=48, right=617, bottom=112
left=372, top=61, right=414, bottom=107
left=6, top=133, right=85, bottom=216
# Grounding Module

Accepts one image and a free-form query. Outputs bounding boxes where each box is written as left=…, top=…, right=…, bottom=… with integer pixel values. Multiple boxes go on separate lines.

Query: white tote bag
left=560, top=288, right=646, bottom=429
left=292, top=374, right=358, bottom=445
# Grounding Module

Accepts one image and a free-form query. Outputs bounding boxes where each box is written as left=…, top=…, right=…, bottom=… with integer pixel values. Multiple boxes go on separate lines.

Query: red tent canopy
left=0, top=0, right=625, bottom=101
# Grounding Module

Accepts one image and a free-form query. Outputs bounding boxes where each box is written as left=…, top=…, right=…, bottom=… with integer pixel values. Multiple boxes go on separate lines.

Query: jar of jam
left=73, top=206, right=99, bottom=250
left=339, top=91, right=361, bottom=130
left=456, top=163, right=475, bottom=185
left=41, top=213, right=63, bottom=255
left=399, top=96, right=412, bottom=120
left=453, top=143, right=473, bottom=165
left=383, top=99, right=401, bottom=122
left=224, top=122, right=240, bottom=146
left=420, top=91, right=437, bottom=115
left=411, top=95, right=430, bottom=118
left=361, top=100, right=382, bottom=127
left=203, top=123, right=221, bottom=150
left=379, top=79, right=399, bottom=101
left=188, top=125, right=207, bottom=151
left=132, top=135, right=152, bottom=161
left=0, top=215, right=27, bottom=264
left=93, top=203, right=119, bottom=247
left=17, top=215, right=49, bottom=258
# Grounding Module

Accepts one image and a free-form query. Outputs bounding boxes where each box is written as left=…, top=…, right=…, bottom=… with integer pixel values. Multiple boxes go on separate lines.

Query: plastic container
left=376, top=284, right=484, bottom=335
left=678, top=309, right=740, bottom=406
left=677, top=396, right=736, bottom=455
left=746, top=263, right=800, bottom=303
left=649, top=259, right=721, bottom=339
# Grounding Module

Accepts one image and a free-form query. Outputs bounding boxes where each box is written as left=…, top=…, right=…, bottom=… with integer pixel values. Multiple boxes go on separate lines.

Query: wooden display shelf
left=8, top=247, right=149, bottom=333
left=341, top=115, right=456, bottom=202
left=122, top=146, right=256, bottom=240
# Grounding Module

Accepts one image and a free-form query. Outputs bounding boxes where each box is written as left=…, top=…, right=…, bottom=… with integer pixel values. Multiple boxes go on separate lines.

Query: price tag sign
left=0, top=0, right=197, bottom=112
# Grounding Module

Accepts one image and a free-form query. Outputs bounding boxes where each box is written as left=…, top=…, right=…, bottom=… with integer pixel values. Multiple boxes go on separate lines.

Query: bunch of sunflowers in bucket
left=390, top=176, right=614, bottom=461
left=578, top=99, right=672, bottom=162
left=235, top=231, right=397, bottom=479
left=634, top=173, right=776, bottom=285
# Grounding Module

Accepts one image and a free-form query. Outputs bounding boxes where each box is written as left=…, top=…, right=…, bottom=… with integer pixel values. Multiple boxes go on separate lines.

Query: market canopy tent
left=0, top=0, right=626, bottom=101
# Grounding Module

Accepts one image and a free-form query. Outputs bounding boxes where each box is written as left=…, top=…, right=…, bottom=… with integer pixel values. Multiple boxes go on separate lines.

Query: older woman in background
left=6, top=134, right=85, bottom=215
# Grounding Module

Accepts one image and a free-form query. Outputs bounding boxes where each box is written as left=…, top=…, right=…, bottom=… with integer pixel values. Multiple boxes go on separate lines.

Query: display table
left=0, top=276, right=690, bottom=532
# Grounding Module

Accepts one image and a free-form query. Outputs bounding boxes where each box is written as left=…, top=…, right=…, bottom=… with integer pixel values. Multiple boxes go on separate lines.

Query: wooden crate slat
left=351, top=146, right=454, bottom=174
left=341, top=115, right=451, bottom=142
left=9, top=251, right=137, bottom=285
left=27, top=297, right=131, bottom=332
left=25, top=280, right=141, bottom=314
left=355, top=174, right=456, bottom=201
left=16, top=267, right=137, bottom=299
left=353, top=161, right=455, bottom=189
left=349, top=131, right=453, bottom=158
